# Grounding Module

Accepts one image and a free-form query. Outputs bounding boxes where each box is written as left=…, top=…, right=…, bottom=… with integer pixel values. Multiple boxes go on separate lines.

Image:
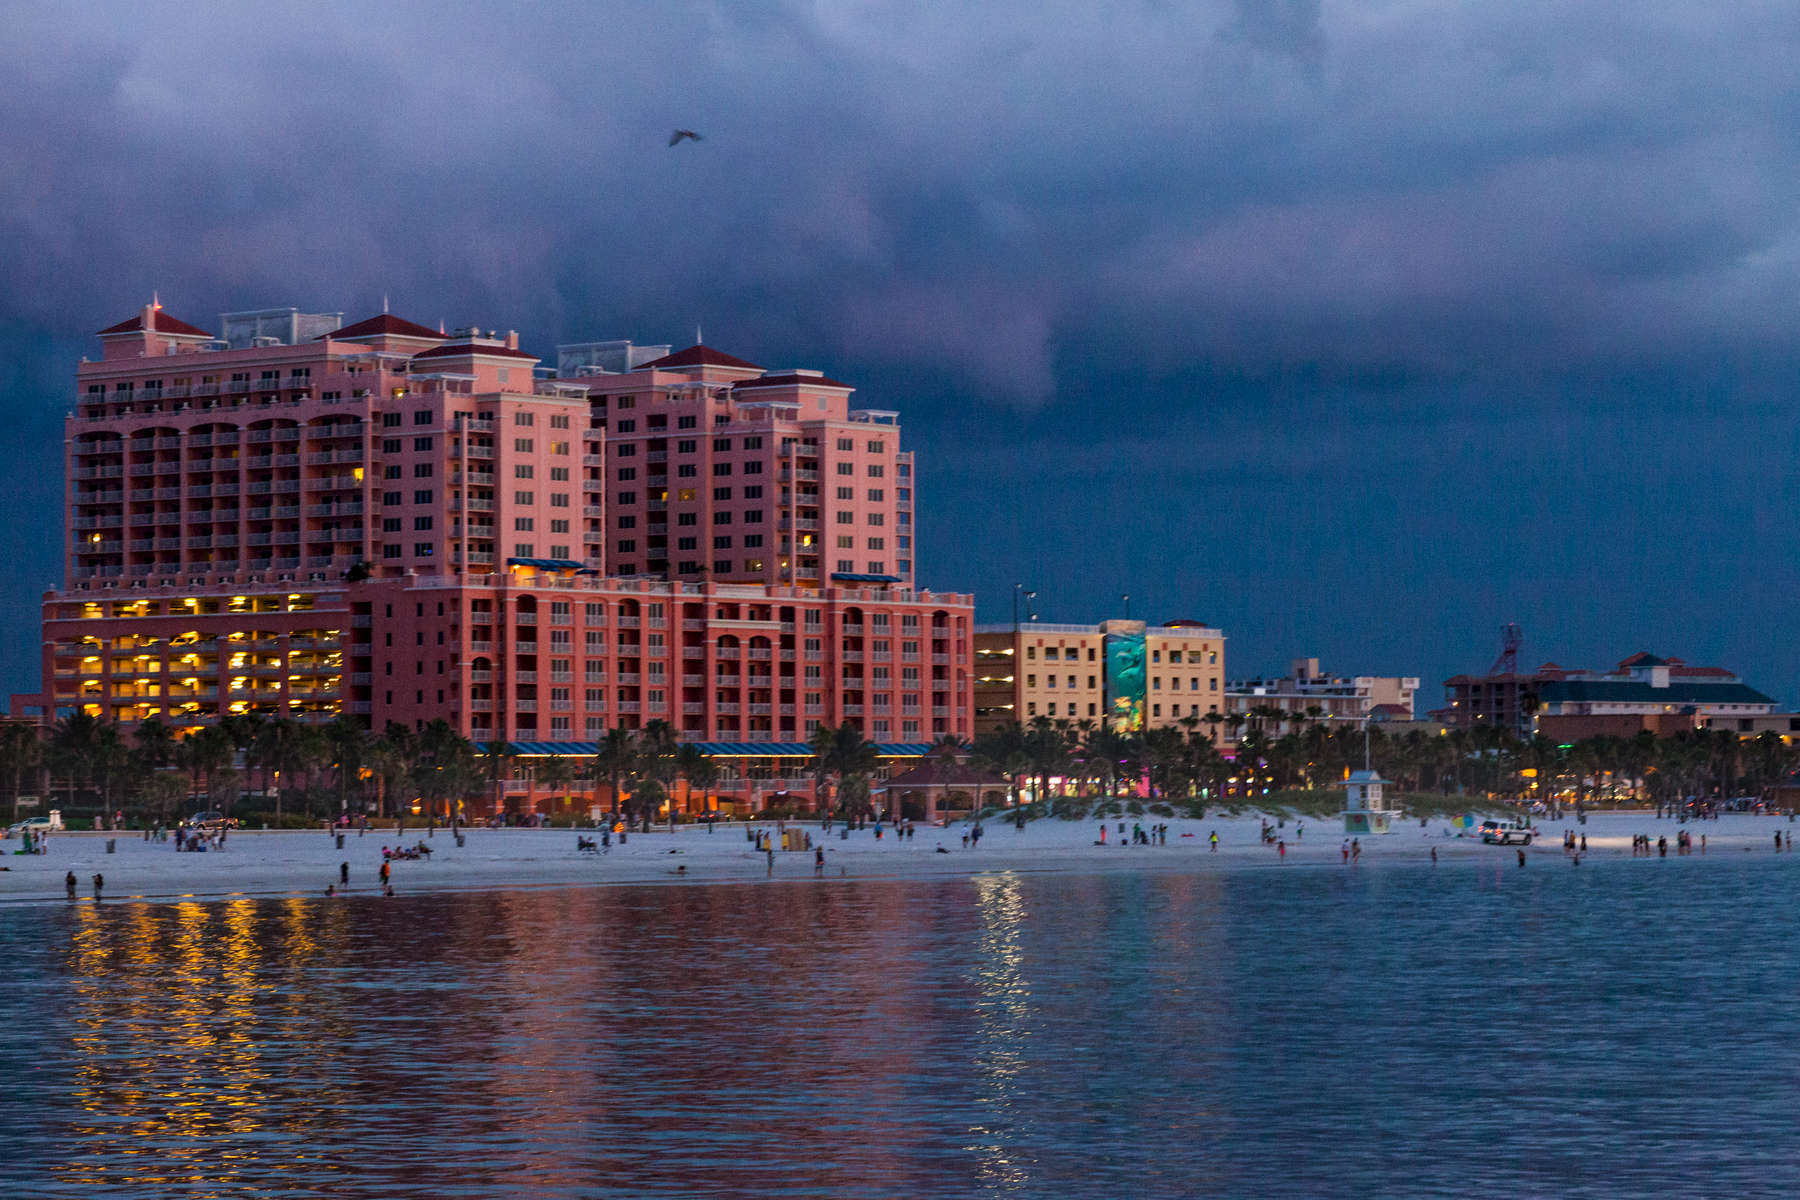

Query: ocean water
left=2, top=854, right=1798, bottom=1198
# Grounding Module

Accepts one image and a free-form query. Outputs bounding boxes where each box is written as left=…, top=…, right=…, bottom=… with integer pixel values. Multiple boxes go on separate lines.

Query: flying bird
left=669, top=129, right=703, bottom=146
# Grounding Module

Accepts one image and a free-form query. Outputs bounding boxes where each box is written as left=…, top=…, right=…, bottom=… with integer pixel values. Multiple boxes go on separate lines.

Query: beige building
left=973, top=619, right=1226, bottom=745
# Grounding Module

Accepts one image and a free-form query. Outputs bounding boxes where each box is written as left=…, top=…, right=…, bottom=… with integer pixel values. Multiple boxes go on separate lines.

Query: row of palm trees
left=0, top=711, right=492, bottom=826
left=966, top=713, right=1800, bottom=813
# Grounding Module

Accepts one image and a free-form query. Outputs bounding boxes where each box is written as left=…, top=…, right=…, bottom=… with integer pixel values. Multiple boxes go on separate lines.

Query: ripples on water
left=3, top=855, right=1800, bottom=1198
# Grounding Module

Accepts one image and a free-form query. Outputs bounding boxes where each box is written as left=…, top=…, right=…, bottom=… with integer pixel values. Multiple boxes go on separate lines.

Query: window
left=382, top=517, right=402, bottom=533
left=615, top=419, right=636, bottom=433
left=617, top=468, right=636, bottom=481
left=551, top=518, right=569, bottom=533
left=743, top=486, right=763, bottom=500
left=382, top=412, right=402, bottom=428
left=617, top=539, right=637, bottom=552
left=836, top=437, right=855, bottom=451
left=616, top=515, right=636, bottom=528
left=741, top=460, right=762, bottom=474
left=615, top=443, right=636, bottom=457
left=867, top=464, right=884, bottom=477
left=514, top=438, right=534, bottom=453
left=713, top=487, right=732, bottom=501
left=867, top=537, right=884, bottom=550
left=712, top=462, right=732, bottom=476
left=550, top=414, right=570, bottom=430
left=384, top=465, right=403, bottom=479
left=867, top=440, right=885, bottom=454
left=617, top=491, right=636, bottom=504
left=712, top=535, right=732, bottom=549
left=677, top=464, right=697, bottom=477
left=514, top=465, right=534, bottom=479
left=836, top=462, right=854, bottom=476
left=415, top=543, right=434, bottom=556
left=677, top=439, right=697, bottom=454
left=382, top=490, right=402, bottom=505
left=743, top=436, right=763, bottom=450
left=743, top=534, right=763, bottom=548
left=550, top=442, right=569, bottom=455
left=868, top=513, right=884, bottom=526
left=413, top=489, right=433, bottom=504
left=414, top=436, right=433, bottom=451
left=382, top=438, right=402, bottom=453
left=745, top=509, right=764, bottom=522
left=414, top=410, right=431, bottom=426
left=713, top=438, right=731, bottom=452
left=413, top=463, right=434, bottom=477
left=836, top=486, right=854, bottom=500
left=867, top=489, right=884, bottom=502
left=837, top=535, right=854, bottom=549
left=677, top=536, right=697, bottom=550
left=867, top=561, right=885, bottom=573
left=382, top=544, right=402, bottom=558
left=414, top=516, right=434, bottom=530
left=514, top=543, right=535, bottom=557
left=677, top=512, right=698, bottom=527
left=550, top=466, right=569, bottom=481
left=676, top=415, right=697, bottom=429
left=836, top=512, right=854, bottom=525
left=550, top=493, right=569, bottom=507
left=514, top=412, right=535, bottom=427
left=514, top=491, right=534, bottom=505
left=515, top=517, right=534, bottom=531
left=837, top=559, right=855, bottom=572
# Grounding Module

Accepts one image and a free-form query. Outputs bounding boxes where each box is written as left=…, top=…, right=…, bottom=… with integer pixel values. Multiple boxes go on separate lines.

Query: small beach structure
left=1343, top=769, right=1395, bottom=835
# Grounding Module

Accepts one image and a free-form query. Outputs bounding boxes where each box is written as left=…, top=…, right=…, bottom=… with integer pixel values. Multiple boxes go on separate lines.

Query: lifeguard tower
left=1343, top=769, right=1394, bottom=835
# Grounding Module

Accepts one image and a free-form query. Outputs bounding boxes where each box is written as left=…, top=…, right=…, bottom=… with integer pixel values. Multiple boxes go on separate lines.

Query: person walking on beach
left=814, top=846, right=824, bottom=876
left=1210, top=830, right=1218, bottom=853
left=1277, top=839, right=1286, bottom=864
left=339, top=862, right=349, bottom=888
left=1351, top=838, right=1361, bottom=864
left=1516, top=849, right=1525, bottom=868
left=64, top=870, right=77, bottom=900
left=1430, top=847, right=1438, bottom=865
left=379, top=859, right=391, bottom=888
left=1341, top=839, right=1349, bottom=864
left=766, top=846, right=775, bottom=876
left=92, top=872, right=104, bottom=900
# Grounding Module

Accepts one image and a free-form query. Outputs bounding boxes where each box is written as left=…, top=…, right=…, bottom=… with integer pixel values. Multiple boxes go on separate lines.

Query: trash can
left=105, top=839, right=115, bottom=854
left=336, top=833, right=345, bottom=849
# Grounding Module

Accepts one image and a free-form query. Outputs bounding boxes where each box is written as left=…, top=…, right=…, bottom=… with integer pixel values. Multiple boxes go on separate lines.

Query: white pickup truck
left=1479, top=819, right=1534, bottom=846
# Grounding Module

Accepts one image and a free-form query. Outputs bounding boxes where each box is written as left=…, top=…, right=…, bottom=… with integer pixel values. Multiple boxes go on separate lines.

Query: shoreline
left=2, top=810, right=1792, bottom=908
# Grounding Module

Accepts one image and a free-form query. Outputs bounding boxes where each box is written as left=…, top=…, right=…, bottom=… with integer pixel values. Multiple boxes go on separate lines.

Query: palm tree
left=536, top=755, right=578, bottom=816
left=254, top=718, right=328, bottom=825
left=324, top=715, right=371, bottom=822
left=811, top=722, right=881, bottom=819
left=48, top=711, right=104, bottom=808
left=0, top=723, right=42, bottom=824
left=634, top=720, right=679, bottom=828
left=970, top=723, right=1031, bottom=811
left=675, top=743, right=719, bottom=824
left=176, top=726, right=237, bottom=814
left=592, top=726, right=639, bottom=824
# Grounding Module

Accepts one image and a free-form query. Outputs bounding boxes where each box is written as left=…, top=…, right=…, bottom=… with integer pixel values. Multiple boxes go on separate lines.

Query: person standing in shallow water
left=92, top=873, right=104, bottom=899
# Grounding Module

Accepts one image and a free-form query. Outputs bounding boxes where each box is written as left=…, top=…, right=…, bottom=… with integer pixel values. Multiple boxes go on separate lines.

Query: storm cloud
left=2, top=1, right=1799, bottom=700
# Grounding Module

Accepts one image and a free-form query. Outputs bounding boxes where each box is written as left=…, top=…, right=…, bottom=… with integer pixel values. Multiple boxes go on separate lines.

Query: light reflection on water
left=6, top=857, right=1800, bottom=1197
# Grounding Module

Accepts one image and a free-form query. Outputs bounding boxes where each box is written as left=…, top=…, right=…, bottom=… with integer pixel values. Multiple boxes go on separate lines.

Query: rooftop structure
left=1226, top=657, right=1419, bottom=734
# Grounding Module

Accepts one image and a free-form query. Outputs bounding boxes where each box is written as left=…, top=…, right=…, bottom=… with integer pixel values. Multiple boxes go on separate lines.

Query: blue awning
left=829, top=572, right=903, bottom=583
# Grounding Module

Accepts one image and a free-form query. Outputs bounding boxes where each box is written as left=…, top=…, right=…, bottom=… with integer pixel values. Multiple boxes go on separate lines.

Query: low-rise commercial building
left=972, top=618, right=1225, bottom=743
left=1226, top=658, right=1419, bottom=734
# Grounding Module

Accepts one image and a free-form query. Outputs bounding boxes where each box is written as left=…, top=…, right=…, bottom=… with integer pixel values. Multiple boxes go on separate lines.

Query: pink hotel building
left=17, top=303, right=973, bottom=806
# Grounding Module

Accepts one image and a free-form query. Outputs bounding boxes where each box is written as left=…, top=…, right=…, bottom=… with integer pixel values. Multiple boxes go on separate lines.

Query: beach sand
left=0, top=810, right=1788, bottom=905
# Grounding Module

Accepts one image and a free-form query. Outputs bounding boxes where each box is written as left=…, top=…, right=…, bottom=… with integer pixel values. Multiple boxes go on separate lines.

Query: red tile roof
left=639, top=344, right=763, bottom=371
left=412, top=341, right=538, bottom=361
left=733, top=371, right=854, bottom=391
left=97, top=311, right=212, bottom=338
left=324, top=313, right=445, bottom=341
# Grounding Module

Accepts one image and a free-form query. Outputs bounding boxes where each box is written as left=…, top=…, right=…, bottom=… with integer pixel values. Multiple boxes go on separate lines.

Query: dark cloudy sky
left=4, top=1, right=1799, bottom=705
